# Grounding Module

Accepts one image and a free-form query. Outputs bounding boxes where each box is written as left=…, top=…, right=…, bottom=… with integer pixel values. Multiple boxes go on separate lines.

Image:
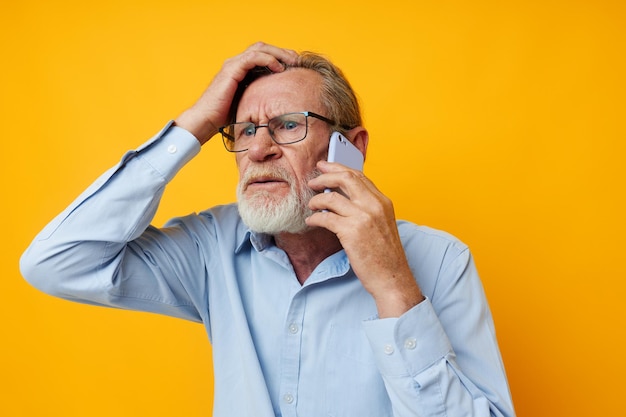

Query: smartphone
left=325, top=131, right=364, bottom=195
left=327, top=131, right=364, bottom=170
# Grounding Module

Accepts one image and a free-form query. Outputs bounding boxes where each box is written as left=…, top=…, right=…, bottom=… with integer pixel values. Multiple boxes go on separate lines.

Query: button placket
left=279, top=290, right=305, bottom=416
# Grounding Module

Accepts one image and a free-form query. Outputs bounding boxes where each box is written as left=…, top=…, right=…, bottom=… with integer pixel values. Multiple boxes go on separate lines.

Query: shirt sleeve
left=20, top=122, right=206, bottom=321
left=361, top=248, right=516, bottom=417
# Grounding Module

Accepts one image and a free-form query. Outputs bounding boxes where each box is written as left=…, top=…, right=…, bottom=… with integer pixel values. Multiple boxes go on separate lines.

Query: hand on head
left=175, top=42, right=298, bottom=144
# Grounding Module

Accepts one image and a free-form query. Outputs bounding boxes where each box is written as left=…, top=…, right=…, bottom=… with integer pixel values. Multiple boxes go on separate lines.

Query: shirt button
left=288, top=323, right=299, bottom=334
left=167, top=144, right=177, bottom=154
left=404, top=337, right=417, bottom=350
left=383, top=344, right=394, bottom=355
left=283, top=393, right=294, bottom=404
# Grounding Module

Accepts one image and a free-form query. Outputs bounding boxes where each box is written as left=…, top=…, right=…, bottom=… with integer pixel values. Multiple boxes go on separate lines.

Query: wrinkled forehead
left=231, top=68, right=324, bottom=121
left=235, top=68, right=325, bottom=120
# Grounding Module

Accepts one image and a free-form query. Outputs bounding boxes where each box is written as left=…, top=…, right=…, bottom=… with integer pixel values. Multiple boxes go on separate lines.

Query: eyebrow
left=235, top=111, right=305, bottom=124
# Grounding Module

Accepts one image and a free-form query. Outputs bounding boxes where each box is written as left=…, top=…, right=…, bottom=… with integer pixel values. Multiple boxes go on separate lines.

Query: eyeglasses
left=219, top=111, right=348, bottom=152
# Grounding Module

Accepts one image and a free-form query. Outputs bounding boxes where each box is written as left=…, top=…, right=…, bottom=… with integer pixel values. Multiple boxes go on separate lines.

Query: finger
left=241, top=42, right=298, bottom=73
left=308, top=189, right=355, bottom=214
left=305, top=208, right=336, bottom=231
left=305, top=203, right=356, bottom=235
left=308, top=165, right=372, bottom=200
left=308, top=161, right=356, bottom=187
left=247, top=42, right=298, bottom=67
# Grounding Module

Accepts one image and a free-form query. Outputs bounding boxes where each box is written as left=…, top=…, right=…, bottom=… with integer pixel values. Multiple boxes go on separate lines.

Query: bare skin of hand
left=175, top=42, right=298, bottom=144
left=306, top=160, right=425, bottom=318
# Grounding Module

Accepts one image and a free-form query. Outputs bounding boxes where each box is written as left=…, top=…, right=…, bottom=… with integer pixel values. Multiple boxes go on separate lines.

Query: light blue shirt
left=20, top=122, right=515, bottom=417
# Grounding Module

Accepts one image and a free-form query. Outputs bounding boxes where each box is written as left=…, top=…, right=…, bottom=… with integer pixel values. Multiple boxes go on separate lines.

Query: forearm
left=363, top=300, right=515, bottom=417
left=20, top=122, right=200, bottom=302
left=358, top=235, right=516, bottom=417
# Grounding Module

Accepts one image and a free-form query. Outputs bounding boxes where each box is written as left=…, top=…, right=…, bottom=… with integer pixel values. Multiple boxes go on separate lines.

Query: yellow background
left=2, top=0, right=624, bottom=415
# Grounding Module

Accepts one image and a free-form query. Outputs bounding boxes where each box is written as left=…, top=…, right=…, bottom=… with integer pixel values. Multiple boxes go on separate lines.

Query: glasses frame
left=218, top=111, right=349, bottom=153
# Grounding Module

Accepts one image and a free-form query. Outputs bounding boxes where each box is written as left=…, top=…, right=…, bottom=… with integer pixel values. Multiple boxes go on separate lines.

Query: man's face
left=234, top=68, right=331, bottom=234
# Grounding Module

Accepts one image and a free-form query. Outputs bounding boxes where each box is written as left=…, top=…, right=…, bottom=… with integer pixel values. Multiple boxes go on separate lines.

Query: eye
left=268, top=113, right=307, bottom=141
left=240, top=124, right=256, bottom=137
left=273, top=116, right=303, bottom=131
left=282, top=120, right=299, bottom=130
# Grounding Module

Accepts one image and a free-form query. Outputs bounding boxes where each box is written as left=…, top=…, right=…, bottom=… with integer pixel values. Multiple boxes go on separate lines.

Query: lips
left=245, top=176, right=288, bottom=191
left=240, top=164, right=293, bottom=193
left=250, top=176, right=283, bottom=184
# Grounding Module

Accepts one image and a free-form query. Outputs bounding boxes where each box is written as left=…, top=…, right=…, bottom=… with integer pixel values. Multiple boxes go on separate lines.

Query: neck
left=274, top=227, right=342, bottom=285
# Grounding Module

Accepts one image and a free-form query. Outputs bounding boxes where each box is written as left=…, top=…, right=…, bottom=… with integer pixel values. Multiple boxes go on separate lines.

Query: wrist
left=175, top=109, right=219, bottom=145
left=374, top=283, right=425, bottom=319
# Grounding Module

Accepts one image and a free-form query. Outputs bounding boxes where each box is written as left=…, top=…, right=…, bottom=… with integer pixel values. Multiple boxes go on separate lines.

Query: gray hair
left=228, top=52, right=362, bottom=135
left=288, top=52, right=362, bottom=135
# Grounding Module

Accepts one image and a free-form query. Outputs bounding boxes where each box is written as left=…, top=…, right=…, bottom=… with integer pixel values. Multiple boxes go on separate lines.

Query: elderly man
left=21, top=42, right=515, bottom=417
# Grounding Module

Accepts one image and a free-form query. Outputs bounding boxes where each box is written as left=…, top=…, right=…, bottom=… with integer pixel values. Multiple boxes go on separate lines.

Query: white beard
left=237, top=165, right=318, bottom=235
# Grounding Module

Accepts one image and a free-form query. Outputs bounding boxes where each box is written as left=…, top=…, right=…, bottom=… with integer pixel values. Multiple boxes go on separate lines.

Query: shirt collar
left=235, top=228, right=274, bottom=254
left=234, top=225, right=352, bottom=284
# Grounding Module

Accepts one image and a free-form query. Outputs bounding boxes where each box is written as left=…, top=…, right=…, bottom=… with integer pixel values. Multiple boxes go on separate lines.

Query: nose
left=246, top=126, right=282, bottom=162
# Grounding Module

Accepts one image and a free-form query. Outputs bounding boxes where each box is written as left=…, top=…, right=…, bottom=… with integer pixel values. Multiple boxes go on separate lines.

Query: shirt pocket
left=325, top=323, right=393, bottom=417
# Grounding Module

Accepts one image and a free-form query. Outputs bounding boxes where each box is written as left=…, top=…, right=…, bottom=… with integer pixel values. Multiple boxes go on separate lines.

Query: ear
left=348, top=127, right=369, bottom=160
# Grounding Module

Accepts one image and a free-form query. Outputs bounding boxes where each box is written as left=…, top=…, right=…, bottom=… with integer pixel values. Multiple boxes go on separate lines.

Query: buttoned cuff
left=361, top=298, right=453, bottom=377
left=132, top=121, right=201, bottom=182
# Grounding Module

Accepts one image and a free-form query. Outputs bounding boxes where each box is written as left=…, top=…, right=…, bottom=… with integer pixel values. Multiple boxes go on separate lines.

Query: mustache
left=238, top=164, right=323, bottom=192
left=239, top=164, right=293, bottom=189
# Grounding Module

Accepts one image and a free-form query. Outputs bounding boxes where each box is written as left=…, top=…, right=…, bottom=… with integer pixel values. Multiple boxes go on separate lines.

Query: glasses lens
left=269, top=113, right=308, bottom=144
left=222, top=122, right=255, bottom=152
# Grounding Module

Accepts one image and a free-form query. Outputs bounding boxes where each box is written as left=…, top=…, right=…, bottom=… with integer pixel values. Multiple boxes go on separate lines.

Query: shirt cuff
left=361, top=298, right=454, bottom=377
left=133, top=121, right=201, bottom=182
